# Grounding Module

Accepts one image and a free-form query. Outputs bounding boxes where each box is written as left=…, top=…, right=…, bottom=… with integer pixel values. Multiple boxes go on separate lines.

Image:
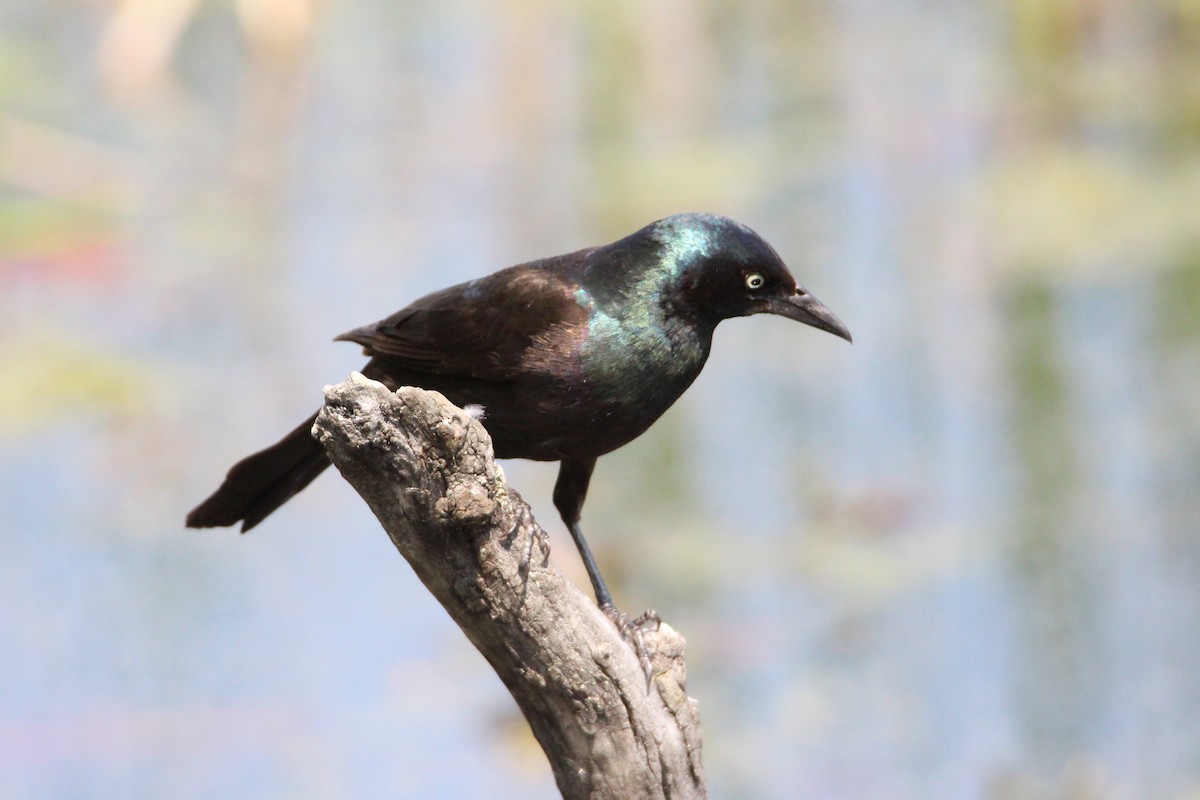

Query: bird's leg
left=554, top=458, right=658, bottom=685
left=553, top=457, right=610, bottom=606
left=567, top=514, right=613, bottom=608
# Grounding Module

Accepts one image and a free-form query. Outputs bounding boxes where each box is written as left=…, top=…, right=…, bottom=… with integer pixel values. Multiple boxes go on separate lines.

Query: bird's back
left=339, top=244, right=713, bottom=461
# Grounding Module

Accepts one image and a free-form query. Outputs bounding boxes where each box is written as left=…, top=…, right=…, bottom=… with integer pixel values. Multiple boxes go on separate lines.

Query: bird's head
left=649, top=213, right=852, bottom=342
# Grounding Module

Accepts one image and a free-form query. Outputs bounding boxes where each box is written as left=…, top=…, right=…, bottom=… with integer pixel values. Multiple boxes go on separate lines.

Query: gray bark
left=312, top=373, right=705, bottom=800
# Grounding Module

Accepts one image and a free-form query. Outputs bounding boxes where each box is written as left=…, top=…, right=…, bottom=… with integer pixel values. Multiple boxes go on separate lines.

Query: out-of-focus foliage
left=2, top=1, right=1199, bottom=799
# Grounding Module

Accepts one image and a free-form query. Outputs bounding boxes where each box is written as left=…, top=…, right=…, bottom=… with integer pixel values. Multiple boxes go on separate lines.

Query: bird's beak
left=766, top=290, right=853, bottom=343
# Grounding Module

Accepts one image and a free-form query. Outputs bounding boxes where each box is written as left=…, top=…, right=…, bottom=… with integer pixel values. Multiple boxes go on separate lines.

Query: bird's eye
left=745, top=273, right=765, bottom=291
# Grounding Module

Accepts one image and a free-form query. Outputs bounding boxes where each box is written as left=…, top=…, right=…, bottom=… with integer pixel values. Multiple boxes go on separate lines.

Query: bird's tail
left=186, top=411, right=330, bottom=532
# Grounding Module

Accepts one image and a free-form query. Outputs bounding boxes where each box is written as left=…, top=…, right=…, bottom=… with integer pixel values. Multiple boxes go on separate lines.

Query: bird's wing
left=335, top=260, right=588, bottom=381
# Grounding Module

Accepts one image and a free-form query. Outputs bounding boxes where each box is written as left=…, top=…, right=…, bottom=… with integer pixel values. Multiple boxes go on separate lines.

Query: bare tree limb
left=312, top=373, right=705, bottom=800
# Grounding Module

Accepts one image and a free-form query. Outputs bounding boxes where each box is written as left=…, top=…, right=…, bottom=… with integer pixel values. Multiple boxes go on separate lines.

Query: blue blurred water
left=2, top=1, right=1199, bottom=798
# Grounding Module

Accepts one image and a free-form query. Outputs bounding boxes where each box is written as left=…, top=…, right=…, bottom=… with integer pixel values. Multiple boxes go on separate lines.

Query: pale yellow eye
left=745, top=273, right=765, bottom=290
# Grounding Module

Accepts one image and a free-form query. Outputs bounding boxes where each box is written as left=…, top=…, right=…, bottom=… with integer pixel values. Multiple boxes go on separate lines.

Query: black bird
left=187, top=213, right=850, bottom=610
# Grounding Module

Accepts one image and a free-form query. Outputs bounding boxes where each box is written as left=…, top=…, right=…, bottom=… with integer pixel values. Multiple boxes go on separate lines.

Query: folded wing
left=335, top=261, right=588, bottom=381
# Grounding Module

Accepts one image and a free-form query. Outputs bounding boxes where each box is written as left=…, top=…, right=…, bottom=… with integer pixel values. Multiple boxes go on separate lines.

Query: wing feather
left=335, top=260, right=588, bottom=381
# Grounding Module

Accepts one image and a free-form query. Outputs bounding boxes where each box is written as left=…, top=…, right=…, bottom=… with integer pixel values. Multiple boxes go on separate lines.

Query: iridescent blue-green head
left=635, top=212, right=852, bottom=341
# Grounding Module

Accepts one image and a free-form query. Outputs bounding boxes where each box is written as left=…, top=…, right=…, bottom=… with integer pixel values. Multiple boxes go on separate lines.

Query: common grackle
left=187, top=213, right=850, bottom=610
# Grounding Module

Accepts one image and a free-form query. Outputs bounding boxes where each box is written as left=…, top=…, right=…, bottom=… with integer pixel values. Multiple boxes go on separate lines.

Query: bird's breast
left=574, top=309, right=710, bottom=419
left=479, top=289, right=713, bottom=460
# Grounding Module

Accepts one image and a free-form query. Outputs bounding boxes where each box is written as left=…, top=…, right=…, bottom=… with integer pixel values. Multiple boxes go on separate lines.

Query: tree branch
left=312, top=373, right=705, bottom=800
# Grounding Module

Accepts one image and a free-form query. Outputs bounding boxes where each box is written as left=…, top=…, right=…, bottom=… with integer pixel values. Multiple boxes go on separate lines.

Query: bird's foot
left=508, top=513, right=549, bottom=608
left=601, top=603, right=662, bottom=689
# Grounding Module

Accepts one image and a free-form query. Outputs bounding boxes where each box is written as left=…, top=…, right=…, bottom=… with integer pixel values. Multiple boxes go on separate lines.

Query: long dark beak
left=766, top=290, right=853, bottom=343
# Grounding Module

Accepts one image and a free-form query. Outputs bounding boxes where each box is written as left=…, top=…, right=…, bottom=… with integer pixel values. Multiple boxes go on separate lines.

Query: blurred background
left=3, top=0, right=1199, bottom=797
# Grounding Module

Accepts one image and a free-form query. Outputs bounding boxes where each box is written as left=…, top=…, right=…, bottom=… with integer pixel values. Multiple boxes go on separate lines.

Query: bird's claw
left=510, top=511, right=549, bottom=609
left=601, top=603, right=661, bottom=690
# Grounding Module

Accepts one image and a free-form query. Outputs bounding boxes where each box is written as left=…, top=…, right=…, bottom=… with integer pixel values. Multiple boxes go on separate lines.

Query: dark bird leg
left=552, top=457, right=611, bottom=607
left=554, top=457, right=659, bottom=684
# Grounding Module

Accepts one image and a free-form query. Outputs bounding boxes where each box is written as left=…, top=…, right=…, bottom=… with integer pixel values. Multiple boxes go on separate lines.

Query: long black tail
left=186, top=411, right=330, bottom=532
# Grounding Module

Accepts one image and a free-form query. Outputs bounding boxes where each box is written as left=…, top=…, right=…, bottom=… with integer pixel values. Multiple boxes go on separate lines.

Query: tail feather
left=186, top=411, right=330, bottom=531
